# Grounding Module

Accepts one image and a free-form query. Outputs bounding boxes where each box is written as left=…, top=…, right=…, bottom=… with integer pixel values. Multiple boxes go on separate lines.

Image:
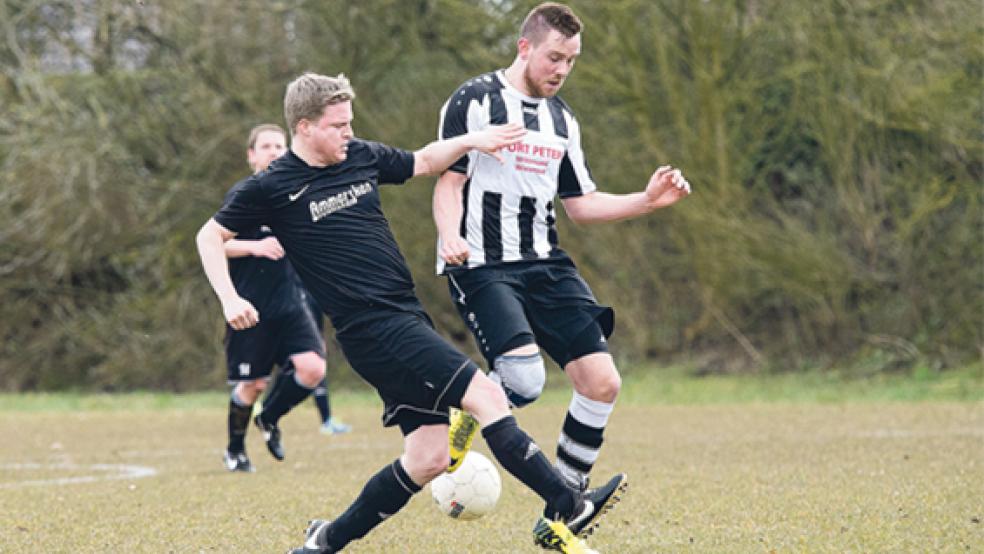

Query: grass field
left=2, top=368, right=981, bottom=553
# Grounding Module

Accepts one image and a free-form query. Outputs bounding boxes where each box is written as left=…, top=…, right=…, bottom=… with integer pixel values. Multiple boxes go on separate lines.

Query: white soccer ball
left=430, top=451, right=502, bottom=520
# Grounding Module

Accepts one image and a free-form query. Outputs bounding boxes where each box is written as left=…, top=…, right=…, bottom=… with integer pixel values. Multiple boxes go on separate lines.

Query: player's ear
left=517, top=37, right=532, bottom=61
left=295, top=119, right=309, bottom=137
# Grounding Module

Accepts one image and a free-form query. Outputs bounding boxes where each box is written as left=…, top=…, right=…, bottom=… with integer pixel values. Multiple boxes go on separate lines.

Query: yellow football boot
left=447, top=407, right=480, bottom=472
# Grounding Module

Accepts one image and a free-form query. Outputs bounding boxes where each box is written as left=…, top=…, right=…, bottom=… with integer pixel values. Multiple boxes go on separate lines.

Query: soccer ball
left=430, top=451, right=502, bottom=520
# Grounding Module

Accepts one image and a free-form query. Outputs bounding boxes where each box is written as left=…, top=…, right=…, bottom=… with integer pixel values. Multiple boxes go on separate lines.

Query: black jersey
left=214, top=139, right=417, bottom=331
left=293, top=270, right=326, bottom=333
left=224, top=178, right=305, bottom=319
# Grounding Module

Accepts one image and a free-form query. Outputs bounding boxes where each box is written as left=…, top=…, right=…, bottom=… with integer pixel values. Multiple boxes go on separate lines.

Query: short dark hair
left=520, top=2, right=582, bottom=44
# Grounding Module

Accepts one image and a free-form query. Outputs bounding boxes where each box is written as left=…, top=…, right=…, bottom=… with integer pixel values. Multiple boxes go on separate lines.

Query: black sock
left=324, top=459, right=420, bottom=551
left=261, top=368, right=314, bottom=425
left=313, top=377, right=331, bottom=423
left=227, top=392, right=252, bottom=453
left=482, top=415, right=576, bottom=519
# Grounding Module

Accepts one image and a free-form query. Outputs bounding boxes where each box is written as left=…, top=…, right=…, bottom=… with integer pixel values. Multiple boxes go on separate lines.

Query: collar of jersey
left=285, top=145, right=358, bottom=172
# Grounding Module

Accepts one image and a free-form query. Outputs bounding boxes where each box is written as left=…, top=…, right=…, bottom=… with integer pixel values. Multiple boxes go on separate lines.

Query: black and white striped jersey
left=436, top=70, right=596, bottom=273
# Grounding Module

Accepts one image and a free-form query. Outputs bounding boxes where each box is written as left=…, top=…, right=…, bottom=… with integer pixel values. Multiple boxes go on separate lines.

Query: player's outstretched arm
left=562, top=165, right=692, bottom=224
left=195, top=218, right=260, bottom=330
left=413, top=123, right=525, bottom=177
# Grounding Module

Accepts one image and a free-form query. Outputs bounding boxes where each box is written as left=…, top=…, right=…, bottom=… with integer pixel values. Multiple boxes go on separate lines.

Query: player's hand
left=250, top=237, right=285, bottom=260
left=222, top=296, right=260, bottom=330
left=471, top=123, right=526, bottom=163
left=440, top=235, right=471, bottom=266
left=645, top=165, right=692, bottom=208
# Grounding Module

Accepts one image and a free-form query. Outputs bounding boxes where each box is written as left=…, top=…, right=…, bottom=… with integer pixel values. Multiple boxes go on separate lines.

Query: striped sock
left=555, top=392, right=614, bottom=489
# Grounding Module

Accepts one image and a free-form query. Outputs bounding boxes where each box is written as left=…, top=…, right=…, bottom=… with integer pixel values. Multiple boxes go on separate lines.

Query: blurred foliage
left=0, top=0, right=980, bottom=391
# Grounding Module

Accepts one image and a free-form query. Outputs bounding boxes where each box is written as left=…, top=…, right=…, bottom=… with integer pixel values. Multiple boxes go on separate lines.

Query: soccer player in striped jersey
left=434, top=0, right=691, bottom=516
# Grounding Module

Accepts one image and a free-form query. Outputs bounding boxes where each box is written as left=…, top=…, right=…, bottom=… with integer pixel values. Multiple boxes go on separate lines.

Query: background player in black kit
left=434, top=2, right=691, bottom=499
left=220, top=123, right=327, bottom=472
left=196, top=72, right=620, bottom=554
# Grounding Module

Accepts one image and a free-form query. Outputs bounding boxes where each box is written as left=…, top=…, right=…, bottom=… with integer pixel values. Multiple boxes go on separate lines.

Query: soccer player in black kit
left=196, top=73, right=620, bottom=553
left=221, top=123, right=327, bottom=472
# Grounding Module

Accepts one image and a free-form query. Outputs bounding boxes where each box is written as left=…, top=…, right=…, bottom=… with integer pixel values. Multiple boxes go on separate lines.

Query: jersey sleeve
left=437, top=84, right=472, bottom=175
left=364, top=140, right=415, bottom=184
left=557, top=116, right=598, bottom=198
left=213, top=177, right=270, bottom=233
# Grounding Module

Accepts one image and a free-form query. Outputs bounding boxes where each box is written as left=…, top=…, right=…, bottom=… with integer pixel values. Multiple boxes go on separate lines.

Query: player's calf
left=286, top=459, right=420, bottom=553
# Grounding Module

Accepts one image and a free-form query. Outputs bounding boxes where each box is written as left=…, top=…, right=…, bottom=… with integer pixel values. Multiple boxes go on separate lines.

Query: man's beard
left=523, top=68, right=558, bottom=98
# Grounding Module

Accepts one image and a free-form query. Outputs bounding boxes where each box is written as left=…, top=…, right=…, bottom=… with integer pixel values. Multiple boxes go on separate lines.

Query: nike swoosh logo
left=289, top=184, right=310, bottom=202
left=568, top=500, right=594, bottom=528
left=304, top=521, right=325, bottom=549
left=304, top=533, right=320, bottom=549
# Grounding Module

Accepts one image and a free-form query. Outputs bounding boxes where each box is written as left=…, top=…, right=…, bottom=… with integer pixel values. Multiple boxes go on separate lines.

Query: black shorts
left=225, top=306, right=326, bottom=382
left=336, top=308, right=479, bottom=436
left=447, top=259, right=614, bottom=368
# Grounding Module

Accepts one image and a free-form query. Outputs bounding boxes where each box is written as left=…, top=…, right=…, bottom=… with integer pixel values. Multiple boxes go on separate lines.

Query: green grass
left=615, top=364, right=984, bottom=405
left=3, top=364, right=979, bottom=411
left=0, top=386, right=378, bottom=412
left=1, top=369, right=982, bottom=553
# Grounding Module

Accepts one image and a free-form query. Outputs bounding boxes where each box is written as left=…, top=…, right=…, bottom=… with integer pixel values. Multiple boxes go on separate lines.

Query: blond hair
left=520, top=3, right=582, bottom=44
left=284, top=73, right=356, bottom=135
left=247, top=123, right=285, bottom=150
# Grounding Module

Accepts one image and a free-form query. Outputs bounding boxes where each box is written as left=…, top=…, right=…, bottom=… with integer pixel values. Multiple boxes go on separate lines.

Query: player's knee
left=236, top=380, right=264, bottom=403
left=579, top=366, right=621, bottom=402
left=492, top=352, right=546, bottom=408
left=291, top=353, right=326, bottom=386
left=596, top=370, right=621, bottom=401
left=461, top=372, right=509, bottom=419
left=296, top=365, right=325, bottom=387
left=405, top=448, right=449, bottom=481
